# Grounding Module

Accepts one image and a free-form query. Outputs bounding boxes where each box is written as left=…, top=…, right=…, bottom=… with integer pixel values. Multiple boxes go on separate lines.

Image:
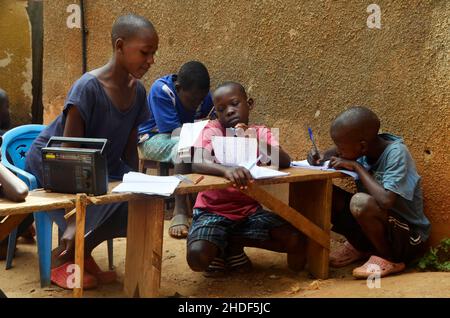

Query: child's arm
left=149, top=84, right=182, bottom=133
left=276, top=146, right=291, bottom=168
left=192, top=148, right=254, bottom=189
left=63, top=106, right=85, bottom=138
left=0, top=163, right=28, bottom=202
left=123, top=128, right=139, bottom=171
left=329, top=157, right=397, bottom=210
left=61, top=106, right=85, bottom=149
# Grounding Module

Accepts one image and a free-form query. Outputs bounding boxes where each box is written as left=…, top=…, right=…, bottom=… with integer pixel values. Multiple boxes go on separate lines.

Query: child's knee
left=186, top=240, right=217, bottom=271
left=349, top=192, right=377, bottom=219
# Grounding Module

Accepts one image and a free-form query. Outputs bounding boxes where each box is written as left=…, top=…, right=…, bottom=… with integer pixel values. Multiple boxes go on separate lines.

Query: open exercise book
left=177, top=120, right=210, bottom=158
left=291, top=160, right=359, bottom=179
left=211, top=136, right=289, bottom=179
left=111, top=172, right=181, bottom=196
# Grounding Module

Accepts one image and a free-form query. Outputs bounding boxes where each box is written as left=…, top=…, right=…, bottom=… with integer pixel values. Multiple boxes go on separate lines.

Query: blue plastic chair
left=1, top=125, right=45, bottom=275
left=1, top=125, right=114, bottom=286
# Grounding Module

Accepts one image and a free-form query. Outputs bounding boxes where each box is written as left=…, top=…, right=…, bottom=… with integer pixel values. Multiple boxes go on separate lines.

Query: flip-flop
left=51, top=261, right=98, bottom=289
left=226, top=252, right=252, bottom=273
left=352, top=255, right=405, bottom=279
left=203, top=257, right=227, bottom=278
left=168, top=214, right=190, bottom=239
left=84, top=255, right=117, bottom=284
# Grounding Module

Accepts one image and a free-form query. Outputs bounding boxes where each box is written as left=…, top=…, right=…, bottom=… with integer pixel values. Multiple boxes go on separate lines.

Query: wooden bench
left=138, top=159, right=173, bottom=176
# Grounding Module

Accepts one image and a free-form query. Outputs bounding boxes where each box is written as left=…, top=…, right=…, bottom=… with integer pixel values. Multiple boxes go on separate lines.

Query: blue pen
left=308, top=127, right=320, bottom=154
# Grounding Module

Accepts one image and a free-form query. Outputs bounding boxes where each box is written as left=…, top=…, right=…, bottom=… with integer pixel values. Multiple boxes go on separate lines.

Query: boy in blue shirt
left=138, top=61, right=214, bottom=239
left=308, top=106, right=430, bottom=278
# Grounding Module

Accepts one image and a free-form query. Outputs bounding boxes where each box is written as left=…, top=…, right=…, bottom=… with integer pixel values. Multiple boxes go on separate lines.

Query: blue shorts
left=187, top=207, right=287, bottom=253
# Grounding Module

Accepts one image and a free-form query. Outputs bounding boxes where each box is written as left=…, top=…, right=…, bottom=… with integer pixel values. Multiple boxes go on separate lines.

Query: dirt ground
left=1, top=221, right=449, bottom=298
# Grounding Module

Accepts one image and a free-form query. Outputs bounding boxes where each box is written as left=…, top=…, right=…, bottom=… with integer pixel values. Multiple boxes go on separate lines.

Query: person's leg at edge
left=331, top=186, right=374, bottom=252
left=349, top=192, right=392, bottom=260
left=51, top=205, right=127, bottom=268
left=170, top=161, right=192, bottom=238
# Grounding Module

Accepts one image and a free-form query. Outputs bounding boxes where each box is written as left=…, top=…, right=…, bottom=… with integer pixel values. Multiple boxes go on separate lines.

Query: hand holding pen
left=307, top=127, right=324, bottom=166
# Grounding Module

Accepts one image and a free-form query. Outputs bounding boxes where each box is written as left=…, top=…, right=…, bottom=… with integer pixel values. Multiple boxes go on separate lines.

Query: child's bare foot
left=51, top=244, right=74, bottom=268
left=84, top=255, right=117, bottom=284
left=168, top=214, right=189, bottom=239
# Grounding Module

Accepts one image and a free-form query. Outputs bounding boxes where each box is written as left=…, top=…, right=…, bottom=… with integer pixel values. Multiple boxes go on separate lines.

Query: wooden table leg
left=241, top=183, right=331, bottom=277
left=243, top=185, right=330, bottom=248
left=74, top=194, right=87, bottom=298
left=124, top=198, right=164, bottom=298
left=0, top=214, right=29, bottom=242
left=290, top=179, right=333, bottom=279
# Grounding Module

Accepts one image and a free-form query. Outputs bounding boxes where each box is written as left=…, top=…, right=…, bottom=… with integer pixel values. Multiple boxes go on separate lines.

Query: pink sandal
left=352, top=255, right=405, bottom=279
left=330, top=241, right=368, bottom=268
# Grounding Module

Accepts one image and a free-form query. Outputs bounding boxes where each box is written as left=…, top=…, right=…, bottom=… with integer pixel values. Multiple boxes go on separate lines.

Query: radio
left=42, top=137, right=108, bottom=195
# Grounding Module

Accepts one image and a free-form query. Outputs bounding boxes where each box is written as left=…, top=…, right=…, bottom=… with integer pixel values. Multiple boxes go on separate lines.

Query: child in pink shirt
left=187, top=81, right=305, bottom=276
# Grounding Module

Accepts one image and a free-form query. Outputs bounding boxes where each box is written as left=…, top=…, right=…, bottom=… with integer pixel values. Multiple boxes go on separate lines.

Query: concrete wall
left=0, top=0, right=33, bottom=126
left=42, top=0, right=449, bottom=246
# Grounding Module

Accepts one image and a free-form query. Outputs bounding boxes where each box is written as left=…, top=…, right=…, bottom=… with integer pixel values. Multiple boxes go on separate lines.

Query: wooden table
left=93, top=167, right=344, bottom=298
left=0, top=167, right=344, bottom=298
left=0, top=190, right=76, bottom=242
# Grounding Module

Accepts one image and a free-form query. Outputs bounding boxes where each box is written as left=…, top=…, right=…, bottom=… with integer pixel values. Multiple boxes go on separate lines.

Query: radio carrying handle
left=45, top=137, right=108, bottom=155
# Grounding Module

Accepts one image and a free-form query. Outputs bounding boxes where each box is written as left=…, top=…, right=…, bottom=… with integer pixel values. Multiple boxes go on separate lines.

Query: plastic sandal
left=330, top=241, right=369, bottom=268
left=51, top=261, right=98, bottom=289
left=226, top=252, right=252, bottom=273
left=203, top=257, right=227, bottom=278
left=352, top=255, right=405, bottom=279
